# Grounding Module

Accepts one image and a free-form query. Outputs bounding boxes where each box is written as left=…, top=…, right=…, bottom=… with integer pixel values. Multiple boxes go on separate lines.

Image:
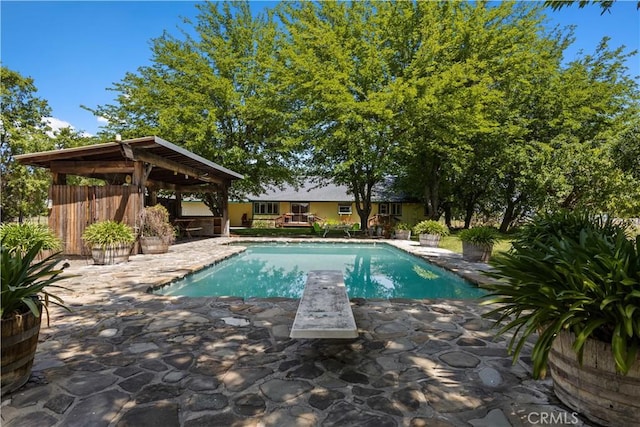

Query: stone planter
left=394, top=230, right=411, bottom=240
left=462, top=242, right=492, bottom=262
left=91, top=244, right=131, bottom=265
left=419, top=234, right=441, bottom=247
left=548, top=330, right=640, bottom=426
left=140, top=236, right=169, bottom=254
left=1, top=308, right=42, bottom=396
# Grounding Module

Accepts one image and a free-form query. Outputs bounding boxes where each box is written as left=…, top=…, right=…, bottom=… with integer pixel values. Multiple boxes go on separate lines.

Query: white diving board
left=290, top=270, right=358, bottom=339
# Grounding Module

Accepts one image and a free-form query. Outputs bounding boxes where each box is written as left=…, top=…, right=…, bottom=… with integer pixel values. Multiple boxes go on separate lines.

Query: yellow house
left=207, top=181, right=429, bottom=229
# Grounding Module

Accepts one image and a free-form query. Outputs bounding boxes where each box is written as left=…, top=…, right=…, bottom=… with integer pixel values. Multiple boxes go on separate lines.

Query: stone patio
left=1, top=237, right=590, bottom=426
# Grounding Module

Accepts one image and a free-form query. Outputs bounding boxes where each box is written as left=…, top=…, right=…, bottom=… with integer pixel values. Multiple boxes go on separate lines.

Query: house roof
left=249, top=179, right=409, bottom=203
left=15, top=136, right=243, bottom=188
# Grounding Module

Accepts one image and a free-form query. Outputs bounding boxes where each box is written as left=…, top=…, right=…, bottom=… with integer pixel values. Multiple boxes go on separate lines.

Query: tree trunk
left=443, top=202, right=452, bottom=229
left=423, top=170, right=441, bottom=219
left=353, top=184, right=372, bottom=231
left=464, top=208, right=473, bottom=229
left=500, top=195, right=522, bottom=232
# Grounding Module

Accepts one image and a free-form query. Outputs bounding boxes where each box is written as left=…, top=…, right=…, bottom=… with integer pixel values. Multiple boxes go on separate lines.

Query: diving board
left=290, top=270, right=358, bottom=339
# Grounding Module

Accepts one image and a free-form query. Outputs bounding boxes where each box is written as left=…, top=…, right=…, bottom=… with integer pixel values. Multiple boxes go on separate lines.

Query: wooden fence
left=49, top=185, right=143, bottom=255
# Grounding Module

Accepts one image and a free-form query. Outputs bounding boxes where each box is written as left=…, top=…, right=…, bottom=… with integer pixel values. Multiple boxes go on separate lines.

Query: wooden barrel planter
left=1, top=309, right=42, bottom=396
left=548, top=330, right=640, bottom=426
left=394, top=230, right=411, bottom=240
left=419, top=234, right=441, bottom=247
left=462, top=242, right=492, bottom=262
left=140, top=237, right=169, bottom=254
left=91, top=244, right=131, bottom=265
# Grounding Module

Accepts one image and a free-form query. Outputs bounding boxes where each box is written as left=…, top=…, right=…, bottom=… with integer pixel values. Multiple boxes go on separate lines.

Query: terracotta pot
left=140, top=236, right=169, bottom=254
left=548, top=330, right=640, bottom=426
left=91, top=244, right=131, bottom=265
left=462, top=241, right=492, bottom=262
left=1, top=308, right=42, bottom=396
left=419, top=234, right=441, bottom=247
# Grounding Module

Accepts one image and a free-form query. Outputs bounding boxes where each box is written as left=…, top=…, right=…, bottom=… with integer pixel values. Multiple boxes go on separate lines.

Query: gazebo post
left=176, top=191, right=183, bottom=218
left=221, top=181, right=230, bottom=237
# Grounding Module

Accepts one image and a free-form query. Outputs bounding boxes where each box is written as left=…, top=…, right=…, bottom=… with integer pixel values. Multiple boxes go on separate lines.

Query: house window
left=253, top=202, right=279, bottom=215
left=378, top=203, right=389, bottom=215
left=338, top=203, right=352, bottom=215
left=390, top=203, right=402, bottom=216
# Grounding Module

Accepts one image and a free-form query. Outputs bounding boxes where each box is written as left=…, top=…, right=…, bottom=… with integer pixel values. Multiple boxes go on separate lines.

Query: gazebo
left=15, top=136, right=243, bottom=255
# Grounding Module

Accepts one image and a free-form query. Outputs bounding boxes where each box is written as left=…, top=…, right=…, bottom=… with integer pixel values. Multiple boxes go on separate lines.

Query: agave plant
left=482, top=212, right=640, bottom=378
left=413, top=220, right=449, bottom=236
left=459, top=226, right=499, bottom=246
left=1, top=241, right=72, bottom=323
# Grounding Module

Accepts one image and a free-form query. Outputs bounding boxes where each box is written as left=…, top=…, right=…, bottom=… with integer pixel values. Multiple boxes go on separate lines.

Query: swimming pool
left=155, top=242, right=486, bottom=299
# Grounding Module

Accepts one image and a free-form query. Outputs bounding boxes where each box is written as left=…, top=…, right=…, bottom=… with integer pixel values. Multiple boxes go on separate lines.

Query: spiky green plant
left=482, top=213, right=640, bottom=378
left=1, top=241, right=72, bottom=323
left=413, top=220, right=449, bottom=236
left=82, top=220, right=135, bottom=249
left=459, top=226, right=499, bottom=246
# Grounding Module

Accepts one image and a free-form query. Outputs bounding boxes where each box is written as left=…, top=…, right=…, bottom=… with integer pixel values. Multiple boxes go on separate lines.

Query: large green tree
left=0, top=67, right=55, bottom=222
left=398, top=2, right=562, bottom=224
left=277, top=1, right=413, bottom=230
left=91, top=1, right=299, bottom=202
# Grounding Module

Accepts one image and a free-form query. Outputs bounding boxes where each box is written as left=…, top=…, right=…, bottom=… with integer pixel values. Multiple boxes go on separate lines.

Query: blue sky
left=2, top=1, right=638, bottom=136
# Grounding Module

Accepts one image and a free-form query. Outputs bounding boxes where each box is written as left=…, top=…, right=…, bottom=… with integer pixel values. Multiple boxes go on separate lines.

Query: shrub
left=251, top=219, right=273, bottom=228
left=482, top=212, right=640, bottom=377
left=394, top=222, right=412, bottom=231
left=82, top=221, right=135, bottom=249
left=0, top=223, right=61, bottom=254
left=139, top=204, right=176, bottom=245
left=513, top=209, right=625, bottom=250
left=458, top=226, right=499, bottom=246
left=413, top=220, right=449, bottom=236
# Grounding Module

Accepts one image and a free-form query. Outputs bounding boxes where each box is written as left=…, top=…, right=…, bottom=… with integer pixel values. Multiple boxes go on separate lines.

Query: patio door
left=291, top=202, right=309, bottom=223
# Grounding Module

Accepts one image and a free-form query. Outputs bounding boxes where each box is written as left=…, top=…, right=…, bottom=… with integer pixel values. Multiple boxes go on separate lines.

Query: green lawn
left=439, top=232, right=513, bottom=256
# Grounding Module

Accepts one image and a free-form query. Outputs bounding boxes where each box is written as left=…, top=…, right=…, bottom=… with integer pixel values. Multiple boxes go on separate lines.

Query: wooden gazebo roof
left=15, top=136, right=243, bottom=190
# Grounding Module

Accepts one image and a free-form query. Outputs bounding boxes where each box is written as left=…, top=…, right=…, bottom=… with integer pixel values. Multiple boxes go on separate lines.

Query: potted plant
left=138, top=204, right=176, bottom=254
left=1, top=241, right=71, bottom=395
left=458, top=226, right=498, bottom=262
left=413, top=220, right=449, bottom=247
left=482, top=211, right=640, bottom=426
left=0, top=223, right=62, bottom=260
left=393, top=222, right=412, bottom=240
left=82, top=220, right=135, bottom=265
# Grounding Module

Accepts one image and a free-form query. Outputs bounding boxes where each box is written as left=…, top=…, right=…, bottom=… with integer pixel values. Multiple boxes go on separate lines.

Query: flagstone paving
left=1, top=237, right=590, bottom=426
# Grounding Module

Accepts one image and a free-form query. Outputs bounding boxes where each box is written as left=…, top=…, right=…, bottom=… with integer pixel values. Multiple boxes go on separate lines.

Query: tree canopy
left=1, top=67, right=54, bottom=222
left=6, top=1, right=639, bottom=228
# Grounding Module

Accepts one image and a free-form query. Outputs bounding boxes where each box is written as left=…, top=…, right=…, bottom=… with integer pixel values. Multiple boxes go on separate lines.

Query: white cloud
left=97, top=116, right=109, bottom=124
left=42, top=117, right=93, bottom=138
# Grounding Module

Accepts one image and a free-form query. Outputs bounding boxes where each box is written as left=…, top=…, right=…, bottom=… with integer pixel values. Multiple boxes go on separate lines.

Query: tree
left=90, top=1, right=299, bottom=201
left=398, top=2, right=562, bottom=225
left=542, top=40, right=640, bottom=217
left=0, top=67, right=55, bottom=222
left=277, top=1, right=413, bottom=230
left=544, top=1, right=640, bottom=14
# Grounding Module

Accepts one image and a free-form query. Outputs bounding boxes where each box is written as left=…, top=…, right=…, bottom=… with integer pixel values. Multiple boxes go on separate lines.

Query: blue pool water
left=155, top=242, right=486, bottom=299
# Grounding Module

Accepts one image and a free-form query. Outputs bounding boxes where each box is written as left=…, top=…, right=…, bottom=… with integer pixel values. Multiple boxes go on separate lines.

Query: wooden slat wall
left=49, top=185, right=142, bottom=255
